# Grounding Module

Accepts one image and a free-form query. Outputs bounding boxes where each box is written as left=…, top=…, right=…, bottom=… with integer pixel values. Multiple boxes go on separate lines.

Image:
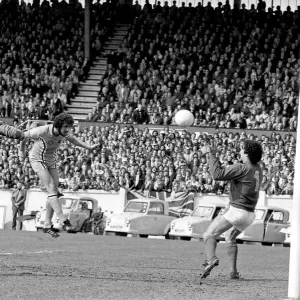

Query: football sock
left=227, top=243, right=238, bottom=273
left=0, top=124, right=24, bottom=140
left=205, top=236, right=217, bottom=261
left=47, top=194, right=67, bottom=224
left=44, top=200, right=55, bottom=228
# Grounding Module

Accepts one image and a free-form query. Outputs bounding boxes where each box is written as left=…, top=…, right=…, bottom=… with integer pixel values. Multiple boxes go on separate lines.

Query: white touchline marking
left=0, top=250, right=61, bottom=256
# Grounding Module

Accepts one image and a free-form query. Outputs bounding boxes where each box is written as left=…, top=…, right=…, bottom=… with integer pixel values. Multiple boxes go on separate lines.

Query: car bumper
left=105, top=225, right=137, bottom=234
left=169, top=229, right=202, bottom=239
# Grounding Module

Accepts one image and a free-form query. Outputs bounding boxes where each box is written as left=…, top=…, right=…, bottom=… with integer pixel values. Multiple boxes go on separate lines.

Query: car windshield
left=255, top=209, right=265, bottom=220
left=61, top=199, right=75, bottom=209
left=124, top=201, right=148, bottom=213
left=191, top=206, right=214, bottom=218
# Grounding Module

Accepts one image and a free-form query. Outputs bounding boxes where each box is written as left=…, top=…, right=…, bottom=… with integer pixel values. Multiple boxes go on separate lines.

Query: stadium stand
left=0, top=0, right=114, bottom=120
left=0, top=0, right=299, bottom=196
left=89, top=1, right=299, bottom=132
left=0, top=124, right=296, bottom=195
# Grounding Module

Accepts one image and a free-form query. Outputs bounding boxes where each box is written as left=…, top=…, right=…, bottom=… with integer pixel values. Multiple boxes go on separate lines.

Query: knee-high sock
left=227, top=243, right=238, bottom=273
left=205, top=236, right=217, bottom=261
left=0, top=124, right=24, bottom=140
left=44, top=200, right=55, bottom=228
left=47, top=194, right=66, bottom=224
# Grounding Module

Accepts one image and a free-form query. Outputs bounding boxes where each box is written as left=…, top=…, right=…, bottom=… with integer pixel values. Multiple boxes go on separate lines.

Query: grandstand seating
left=0, top=0, right=299, bottom=195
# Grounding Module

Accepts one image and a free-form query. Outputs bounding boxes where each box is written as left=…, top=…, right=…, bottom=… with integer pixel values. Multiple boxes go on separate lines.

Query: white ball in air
left=175, top=110, right=195, bottom=127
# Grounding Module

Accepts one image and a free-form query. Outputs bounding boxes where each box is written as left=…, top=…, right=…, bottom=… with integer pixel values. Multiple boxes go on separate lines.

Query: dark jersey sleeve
left=209, top=155, right=246, bottom=181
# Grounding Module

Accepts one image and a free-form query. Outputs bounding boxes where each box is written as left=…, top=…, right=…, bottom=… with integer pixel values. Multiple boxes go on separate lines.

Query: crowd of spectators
left=0, top=124, right=295, bottom=196
left=87, top=1, right=300, bottom=133
left=0, top=0, right=299, bottom=197
left=0, top=0, right=118, bottom=120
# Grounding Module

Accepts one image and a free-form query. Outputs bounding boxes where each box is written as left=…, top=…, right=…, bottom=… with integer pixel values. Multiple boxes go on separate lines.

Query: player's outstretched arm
left=66, top=135, right=100, bottom=151
left=0, top=122, right=25, bottom=140
left=18, top=137, right=28, bottom=159
left=204, top=145, right=245, bottom=181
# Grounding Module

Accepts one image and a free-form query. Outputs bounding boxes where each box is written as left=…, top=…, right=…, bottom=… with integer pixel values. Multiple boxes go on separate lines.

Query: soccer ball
left=175, top=110, right=195, bottom=127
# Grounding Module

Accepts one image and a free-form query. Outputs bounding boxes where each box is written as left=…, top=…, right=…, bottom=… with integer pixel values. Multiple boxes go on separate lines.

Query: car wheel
left=165, top=230, right=173, bottom=239
left=105, top=232, right=116, bottom=236
left=139, top=234, right=148, bottom=238
left=283, top=243, right=290, bottom=248
left=262, top=242, right=273, bottom=246
left=115, top=232, right=127, bottom=237
left=179, top=237, right=191, bottom=241
left=236, top=240, right=244, bottom=244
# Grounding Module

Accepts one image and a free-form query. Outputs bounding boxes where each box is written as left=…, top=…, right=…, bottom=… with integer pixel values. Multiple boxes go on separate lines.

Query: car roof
left=256, top=206, right=289, bottom=213
left=196, top=203, right=226, bottom=208
left=61, top=195, right=98, bottom=202
left=129, top=198, right=165, bottom=203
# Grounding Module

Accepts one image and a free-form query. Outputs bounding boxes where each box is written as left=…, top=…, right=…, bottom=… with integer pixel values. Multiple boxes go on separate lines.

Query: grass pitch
left=0, top=231, right=289, bottom=300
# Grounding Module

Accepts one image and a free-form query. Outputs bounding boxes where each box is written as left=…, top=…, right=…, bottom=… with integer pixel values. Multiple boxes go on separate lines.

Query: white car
left=221, top=206, right=290, bottom=246
left=105, top=199, right=176, bottom=238
left=169, top=203, right=226, bottom=241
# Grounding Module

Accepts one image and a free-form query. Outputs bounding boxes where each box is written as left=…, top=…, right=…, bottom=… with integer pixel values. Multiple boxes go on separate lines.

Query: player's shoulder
left=231, top=162, right=252, bottom=174
left=64, top=133, right=74, bottom=140
left=41, top=124, right=52, bottom=132
left=26, top=124, right=50, bottom=137
left=243, top=162, right=262, bottom=172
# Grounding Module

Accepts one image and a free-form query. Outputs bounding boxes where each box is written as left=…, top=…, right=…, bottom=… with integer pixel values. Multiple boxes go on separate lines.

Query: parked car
left=35, top=196, right=98, bottom=233
left=169, top=203, right=226, bottom=241
left=224, top=206, right=290, bottom=246
left=105, top=199, right=177, bottom=238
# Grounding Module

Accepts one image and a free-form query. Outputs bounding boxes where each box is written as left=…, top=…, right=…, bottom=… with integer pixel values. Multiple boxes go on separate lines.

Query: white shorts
left=223, top=205, right=255, bottom=232
left=31, top=161, right=57, bottom=173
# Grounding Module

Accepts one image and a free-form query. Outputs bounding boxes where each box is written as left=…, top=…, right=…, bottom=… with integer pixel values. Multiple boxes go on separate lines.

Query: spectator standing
left=132, top=104, right=149, bottom=124
left=11, top=182, right=27, bottom=230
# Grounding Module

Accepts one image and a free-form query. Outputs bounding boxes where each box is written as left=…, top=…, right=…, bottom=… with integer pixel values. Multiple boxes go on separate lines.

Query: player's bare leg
left=37, top=168, right=75, bottom=236
left=44, top=168, right=60, bottom=228
left=44, top=200, right=55, bottom=228
left=201, top=215, right=233, bottom=279
left=44, top=169, right=65, bottom=234
left=225, top=227, right=242, bottom=279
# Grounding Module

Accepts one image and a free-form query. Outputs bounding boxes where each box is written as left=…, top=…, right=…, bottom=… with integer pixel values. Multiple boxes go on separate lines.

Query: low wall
left=79, top=121, right=296, bottom=138
left=0, top=188, right=126, bottom=231
left=2, top=117, right=296, bottom=138
left=0, top=188, right=293, bottom=231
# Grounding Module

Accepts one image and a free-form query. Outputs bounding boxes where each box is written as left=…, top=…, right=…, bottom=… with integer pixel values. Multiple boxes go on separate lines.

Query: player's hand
left=204, top=140, right=218, bottom=155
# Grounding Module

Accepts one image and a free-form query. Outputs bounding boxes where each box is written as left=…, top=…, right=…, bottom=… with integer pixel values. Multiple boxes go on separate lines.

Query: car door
left=263, top=211, right=287, bottom=243
left=192, top=206, right=215, bottom=236
left=147, top=202, right=166, bottom=235
left=241, top=209, right=265, bottom=242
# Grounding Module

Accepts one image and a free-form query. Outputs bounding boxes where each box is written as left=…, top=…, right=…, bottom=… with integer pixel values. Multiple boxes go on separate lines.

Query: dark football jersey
left=209, top=155, right=263, bottom=212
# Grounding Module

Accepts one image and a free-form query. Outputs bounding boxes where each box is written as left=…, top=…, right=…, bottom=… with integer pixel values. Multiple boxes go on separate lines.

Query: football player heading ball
left=0, top=113, right=99, bottom=237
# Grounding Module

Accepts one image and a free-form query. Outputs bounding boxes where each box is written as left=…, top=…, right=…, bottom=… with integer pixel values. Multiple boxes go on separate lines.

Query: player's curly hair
left=243, top=140, right=263, bottom=164
left=53, top=113, right=74, bottom=129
